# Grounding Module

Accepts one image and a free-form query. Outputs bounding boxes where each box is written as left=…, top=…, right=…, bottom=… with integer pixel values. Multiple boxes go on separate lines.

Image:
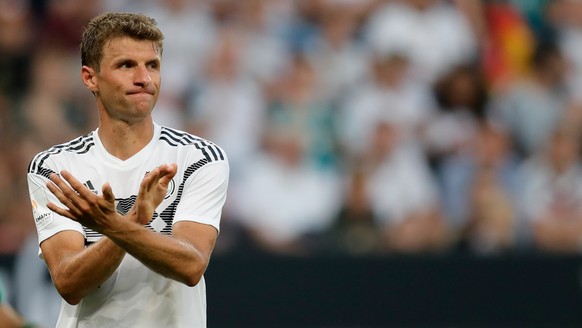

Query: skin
left=39, top=36, right=219, bottom=305
left=0, top=304, right=26, bottom=328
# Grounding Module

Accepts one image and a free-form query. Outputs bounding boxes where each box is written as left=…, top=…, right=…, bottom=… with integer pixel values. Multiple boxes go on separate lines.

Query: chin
left=133, top=100, right=156, bottom=113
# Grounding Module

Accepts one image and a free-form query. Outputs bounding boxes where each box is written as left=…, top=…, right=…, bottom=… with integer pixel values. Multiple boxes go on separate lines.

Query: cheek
left=153, top=74, right=162, bottom=89
left=100, top=85, right=121, bottom=102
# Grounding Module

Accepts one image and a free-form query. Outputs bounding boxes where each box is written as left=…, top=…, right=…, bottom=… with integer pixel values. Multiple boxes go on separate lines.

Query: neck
left=98, top=117, right=154, bottom=161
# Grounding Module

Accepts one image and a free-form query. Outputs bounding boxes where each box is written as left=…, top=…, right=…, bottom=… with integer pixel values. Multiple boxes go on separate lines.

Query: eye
left=148, top=61, right=160, bottom=70
left=118, top=61, right=134, bottom=69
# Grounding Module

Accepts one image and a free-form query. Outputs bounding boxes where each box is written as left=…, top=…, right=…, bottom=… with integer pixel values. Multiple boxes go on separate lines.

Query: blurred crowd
left=2, top=0, right=582, bottom=264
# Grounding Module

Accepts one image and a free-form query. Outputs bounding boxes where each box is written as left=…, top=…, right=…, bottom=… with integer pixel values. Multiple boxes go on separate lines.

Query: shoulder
left=27, top=132, right=96, bottom=176
left=158, top=126, right=227, bottom=164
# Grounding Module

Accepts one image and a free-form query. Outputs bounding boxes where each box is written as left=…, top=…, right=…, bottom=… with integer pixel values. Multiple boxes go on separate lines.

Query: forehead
left=102, top=36, right=161, bottom=61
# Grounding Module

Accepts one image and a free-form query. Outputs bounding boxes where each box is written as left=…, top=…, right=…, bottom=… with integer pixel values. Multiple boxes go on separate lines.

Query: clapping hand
left=46, top=170, right=119, bottom=233
left=133, top=163, right=177, bottom=225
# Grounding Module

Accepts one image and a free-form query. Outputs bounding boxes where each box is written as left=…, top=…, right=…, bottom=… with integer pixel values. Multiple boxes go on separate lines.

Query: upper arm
left=172, top=221, right=218, bottom=263
left=40, top=230, right=85, bottom=274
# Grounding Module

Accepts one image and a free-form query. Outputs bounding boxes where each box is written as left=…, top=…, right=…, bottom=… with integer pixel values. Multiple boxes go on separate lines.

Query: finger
left=138, top=172, right=156, bottom=201
left=47, top=202, right=78, bottom=221
left=47, top=176, right=81, bottom=214
left=49, top=172, right=82, bottom=204
left=168, top=163, right=177, bottom=173
left=60, top=170, right=96, bottom=200
left=149, top=165, right=171, bottom=189
left=140, top=168, right=158, bottom=193
left=46, top=174, right=66, bottom=199
left=162, top=163, right=177, bottom=180
left=157, top=163, right=177, bottom=186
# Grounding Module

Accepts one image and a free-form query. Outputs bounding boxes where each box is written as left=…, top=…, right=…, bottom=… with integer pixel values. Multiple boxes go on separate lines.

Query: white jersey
left=27, top=123, right=229, bottom=328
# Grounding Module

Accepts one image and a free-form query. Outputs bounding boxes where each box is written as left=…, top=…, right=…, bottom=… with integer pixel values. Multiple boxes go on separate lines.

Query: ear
left=81, top=66, right=98, bottom=93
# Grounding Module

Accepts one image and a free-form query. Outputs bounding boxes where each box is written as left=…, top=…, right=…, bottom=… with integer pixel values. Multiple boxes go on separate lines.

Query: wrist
left=100, top=211, right=134, bottom=236
left=125, top=207, right=139, bottom=223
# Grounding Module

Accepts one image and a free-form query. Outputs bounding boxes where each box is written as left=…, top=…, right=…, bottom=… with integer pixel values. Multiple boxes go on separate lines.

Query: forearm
left=105, top=220, right=208, bottom=286
left=51, top=237, right=125, bottom=304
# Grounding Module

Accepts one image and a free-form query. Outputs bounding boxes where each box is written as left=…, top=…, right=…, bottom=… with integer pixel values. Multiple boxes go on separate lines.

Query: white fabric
left=519, top=156, right=582, bottom=223
left=27, top=123, right=229, bottom=328
left=339, top=80, right=435, bottom=156
left=234, top=154, right=341, bottom=244
left=306, top=33, right=370, bottom=101
left=189, top=77, right=265, bottom=177
left=364, top=1, right=476, bottom=83
left=559, top=27, right=582, bottom=101
left=367, top=146, right=439, bottom=226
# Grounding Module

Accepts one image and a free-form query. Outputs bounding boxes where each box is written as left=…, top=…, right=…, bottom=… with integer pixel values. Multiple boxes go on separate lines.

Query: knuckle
left=78, top=203, right=92, bottom=213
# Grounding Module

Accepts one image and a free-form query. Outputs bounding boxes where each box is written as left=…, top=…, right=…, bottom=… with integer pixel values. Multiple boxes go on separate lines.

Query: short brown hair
left=80, top=12, right=164, bottom=70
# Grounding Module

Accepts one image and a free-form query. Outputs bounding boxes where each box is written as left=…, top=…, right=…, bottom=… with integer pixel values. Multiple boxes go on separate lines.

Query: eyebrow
left=112, top=57, right=160, bottom=67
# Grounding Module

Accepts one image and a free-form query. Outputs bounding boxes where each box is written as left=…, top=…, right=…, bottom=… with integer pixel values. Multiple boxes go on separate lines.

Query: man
left=26, top=12, right=229, bottom=327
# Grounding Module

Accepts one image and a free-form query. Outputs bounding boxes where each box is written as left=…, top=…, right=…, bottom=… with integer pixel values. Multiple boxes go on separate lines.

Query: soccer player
left=26, top=12, right=229, bottom=327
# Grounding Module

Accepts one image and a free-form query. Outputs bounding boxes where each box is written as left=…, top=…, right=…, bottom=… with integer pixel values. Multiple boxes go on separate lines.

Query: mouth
left=127, top=91, right=154, bottom=96
left=127, top=88, right=155, bottom=96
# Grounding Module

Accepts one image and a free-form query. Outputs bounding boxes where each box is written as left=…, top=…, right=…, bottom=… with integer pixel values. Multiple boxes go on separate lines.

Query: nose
left=133, top=64, right=152, bottom=87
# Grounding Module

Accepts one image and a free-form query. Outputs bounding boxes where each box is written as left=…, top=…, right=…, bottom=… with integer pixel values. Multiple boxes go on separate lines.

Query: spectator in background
left=0, top=0, right=34, bottom=101
left=37, top=0, right=101, bottom=51
left=323, top=165, right=382, bottom=256
left=360, top=117, right=449, bottom=253
left=438, top=120, right=521, bottom=255
left=544, top=0, right=582, bottom=102
left=186, top=26, right=266, bottom=179
left=364, top=0, right=478, bottom=84
left=285, top=0, right=326, bottom=54
left=266, top=52, right=339, bottom=170
left=232, top=127, right=341, bottom=255
left=0, top=93, right=36, bottom=255
left=304, top=1, right=369, bottom=104
left=235, top=0, right=292, bottom=87
left=491, top=41, right=571, bottom=157
left=0, top=145, right=35, bottom=256
left=519, top=122, right=582, bottom=253
left=339, top=51, right=435, bottom=159
left=18, top=47, right=94, bottom=150
left=424, top=63, right=490, bottom=168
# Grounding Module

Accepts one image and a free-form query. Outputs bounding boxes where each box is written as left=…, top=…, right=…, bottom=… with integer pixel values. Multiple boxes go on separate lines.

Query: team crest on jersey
left=30, top=187, right=53, bottom=231
left=165, top=179, right=175, bottom=199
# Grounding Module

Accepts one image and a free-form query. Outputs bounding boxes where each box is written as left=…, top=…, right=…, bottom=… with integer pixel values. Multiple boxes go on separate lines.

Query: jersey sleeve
left=173, top=161, right=230, bottom=232
left=27, top=172, right=85, bottom=251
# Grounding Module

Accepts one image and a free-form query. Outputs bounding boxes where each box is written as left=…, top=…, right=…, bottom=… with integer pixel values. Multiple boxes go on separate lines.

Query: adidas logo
left=83, top=180, right=99, bottom=194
